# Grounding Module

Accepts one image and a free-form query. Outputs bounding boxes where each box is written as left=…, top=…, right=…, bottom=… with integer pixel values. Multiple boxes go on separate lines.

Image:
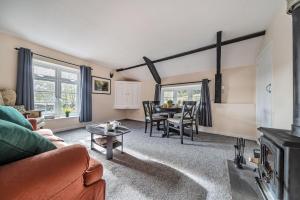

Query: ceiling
left=0, top=0, right=282, bottom=79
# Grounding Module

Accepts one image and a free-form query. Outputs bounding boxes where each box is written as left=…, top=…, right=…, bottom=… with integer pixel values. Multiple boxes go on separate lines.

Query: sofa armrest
left=28, top=118, right=38, bottom=130
left=84, top=159, right=104, bottom=186
left=0, top=144, right=90, bottom=200
left=27, top=110, right=43, bottom=118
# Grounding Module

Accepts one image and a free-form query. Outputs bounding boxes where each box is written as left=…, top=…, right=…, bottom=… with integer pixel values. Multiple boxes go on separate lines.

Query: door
left=256, top=43, right=273, bottom=128
left=115, top=82, right=127, bottom=109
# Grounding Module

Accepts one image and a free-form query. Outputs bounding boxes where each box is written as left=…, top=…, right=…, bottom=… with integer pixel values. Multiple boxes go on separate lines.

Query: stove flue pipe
left=287, top=0, right=300, bottom=136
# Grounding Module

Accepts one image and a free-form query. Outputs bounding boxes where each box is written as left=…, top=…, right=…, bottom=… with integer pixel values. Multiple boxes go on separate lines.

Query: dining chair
left=142, top=101, right=167, bottom=136
left=166, top=101, right=197, bottom=144
left=193, top=101, right=200, bottom=135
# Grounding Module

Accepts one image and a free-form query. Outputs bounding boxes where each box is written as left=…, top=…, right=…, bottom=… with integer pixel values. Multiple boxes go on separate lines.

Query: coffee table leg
left=106, top=136, right=113, bottom=160
left=91, top=133, right=94, bottom=150
left=121, top=134, right=124, bottom=153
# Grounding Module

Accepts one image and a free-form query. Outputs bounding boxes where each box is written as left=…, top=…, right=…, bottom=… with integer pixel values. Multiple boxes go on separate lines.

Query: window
left=161, top=84, right=201, bottom=106
left=33, top=59, right=80, bottom=117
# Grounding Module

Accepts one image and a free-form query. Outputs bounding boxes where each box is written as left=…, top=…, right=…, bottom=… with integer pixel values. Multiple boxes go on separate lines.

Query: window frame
left=32, top=59, right=81, bottom=118
left=160, top=83, right=202, bottom=105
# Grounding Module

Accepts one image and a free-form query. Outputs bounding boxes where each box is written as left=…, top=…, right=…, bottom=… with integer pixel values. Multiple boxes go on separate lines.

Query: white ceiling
left=0, top=0, right=282, bottom=79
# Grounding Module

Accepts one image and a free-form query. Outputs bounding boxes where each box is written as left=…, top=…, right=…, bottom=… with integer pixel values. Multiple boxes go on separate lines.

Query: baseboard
left=52, top=125, right=85, bottom=133
left=125, top=117, right=257, bottom=141
left=52, top=118, right=128, bottom=133
left=200, top=129, right=257, bottom=141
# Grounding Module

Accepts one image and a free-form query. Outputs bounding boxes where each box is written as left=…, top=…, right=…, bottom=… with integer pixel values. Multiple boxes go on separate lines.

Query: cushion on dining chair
left=167, top=118, right=192, bottom=124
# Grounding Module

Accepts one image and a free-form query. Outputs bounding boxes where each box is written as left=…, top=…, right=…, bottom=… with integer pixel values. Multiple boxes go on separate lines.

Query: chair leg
left=191, top=126, right=194, bottom=141
left=157, top=121, right=160, bottom=130
left=163, top=120, right=166, bottom=134
left=195, top=121, right=198, bottom=135
left=166, top=121, right=170, bottom=137
left=180, top=125, right=184, bottom=144
left=145, top=121, right=148, bottom=133
left=150, top=121, right=153, bottom=137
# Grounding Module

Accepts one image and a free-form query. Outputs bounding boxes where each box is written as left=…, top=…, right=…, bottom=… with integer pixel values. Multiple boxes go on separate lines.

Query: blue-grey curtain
left=199, top=79, right=212, bottom=127
left=16, top=48, right=34, bottom=110
left=154, top=84, right=161, bottom=101
left=79, top=66, right=92, bottom=122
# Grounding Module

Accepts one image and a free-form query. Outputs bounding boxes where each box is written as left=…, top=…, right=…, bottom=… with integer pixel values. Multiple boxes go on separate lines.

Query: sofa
left=0, top=128, right=106, bottom=200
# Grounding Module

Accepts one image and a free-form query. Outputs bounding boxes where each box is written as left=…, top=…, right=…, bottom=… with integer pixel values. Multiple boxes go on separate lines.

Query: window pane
left=61, top=83, right=77, bottom=94
left=34, top=66, right=55, bottom=77
left=192, top=89, right=201, bottom=101
left=177, top=90, right=188, bottom=105
left=162, top=91, right=174, bottom=103
left=61, top=71, right=78, bottom=81
left=34, top=80, right=55, bottom=92
left=61, top=83, right=78, bottom=115
left=161, top=84, right=201, bottom=105
left=34, top=92, right=55, bottom=115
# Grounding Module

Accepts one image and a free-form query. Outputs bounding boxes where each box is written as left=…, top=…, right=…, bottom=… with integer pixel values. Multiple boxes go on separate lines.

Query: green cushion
left=0, top=119, right=56, bottom=165
left=0, top=106, right=33, bottom=130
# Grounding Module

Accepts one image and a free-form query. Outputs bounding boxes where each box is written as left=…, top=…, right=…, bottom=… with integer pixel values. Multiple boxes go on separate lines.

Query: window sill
left=45, top=116, right=79, bottom=121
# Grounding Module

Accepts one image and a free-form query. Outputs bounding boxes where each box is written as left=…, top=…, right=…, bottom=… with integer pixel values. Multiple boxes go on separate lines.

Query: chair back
left=180, top=101, right=197, bottom=122
left=194, top=101, right=201, bottom=123
left=142, top=101, right=153, bottom=120
left=150, top=101, right=161, bottom=113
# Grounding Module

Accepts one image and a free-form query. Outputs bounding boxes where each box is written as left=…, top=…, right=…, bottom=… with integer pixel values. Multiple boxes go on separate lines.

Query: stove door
left=260, top=137, right=284, bottom=199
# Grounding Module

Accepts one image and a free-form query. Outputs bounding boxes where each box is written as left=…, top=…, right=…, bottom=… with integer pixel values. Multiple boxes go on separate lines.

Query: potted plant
left=63, top=104, right=74, bottom=117
left=167, top=100, right=173, bottom=108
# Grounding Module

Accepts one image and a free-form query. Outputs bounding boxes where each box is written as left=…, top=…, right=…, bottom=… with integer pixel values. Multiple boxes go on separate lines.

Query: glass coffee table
left=86, top=124, right=131, bottom=160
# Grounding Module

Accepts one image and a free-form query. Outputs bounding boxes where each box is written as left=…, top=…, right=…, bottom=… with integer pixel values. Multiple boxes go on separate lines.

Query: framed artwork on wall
left=92, top=76, right=111, bottom=95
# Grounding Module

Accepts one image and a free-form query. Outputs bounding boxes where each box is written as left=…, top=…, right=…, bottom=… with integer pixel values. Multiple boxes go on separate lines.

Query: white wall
left=260, top=2, right=293, bottom=130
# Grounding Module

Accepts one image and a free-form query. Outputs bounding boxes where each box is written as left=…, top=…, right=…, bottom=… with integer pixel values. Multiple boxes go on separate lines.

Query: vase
left=65, top=112, right=70, bottom=117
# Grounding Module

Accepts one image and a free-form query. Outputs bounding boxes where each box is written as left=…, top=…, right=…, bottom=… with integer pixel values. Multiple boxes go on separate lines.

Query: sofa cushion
left=0, top=105, right=33, bottom=130
left=0, top=89, right=16, bottom=106
left=11, top=105, right=26, bottom=114
left=0, top=119, right=57, bottom=165
left=34, top=129, right=67, bottom=148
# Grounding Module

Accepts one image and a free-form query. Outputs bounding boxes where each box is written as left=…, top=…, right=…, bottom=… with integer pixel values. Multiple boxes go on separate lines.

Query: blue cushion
left=0, top=106, right=33, bottom=130
left=0, top=119, right=56, bottom=165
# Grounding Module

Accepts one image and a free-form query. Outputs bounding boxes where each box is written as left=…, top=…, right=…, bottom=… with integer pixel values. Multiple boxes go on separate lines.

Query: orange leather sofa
left=0, top=128, right=106, bottom=200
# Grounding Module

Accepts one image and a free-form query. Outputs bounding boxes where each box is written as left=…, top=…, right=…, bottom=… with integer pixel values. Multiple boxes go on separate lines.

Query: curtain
left=199, top=79, right=212, bottom=127
left=154, top=84, right=161, bottom=101
left=16, top=48, right=34, bottom=110
left=79, top=65, right=92, bottom=122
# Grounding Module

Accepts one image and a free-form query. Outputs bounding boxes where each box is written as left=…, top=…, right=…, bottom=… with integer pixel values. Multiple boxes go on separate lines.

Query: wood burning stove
left=257, top=134, right=284, bottom=199
left=257, top=128, right=300, bottom=200
left=257, top=1, right=300, bottom=200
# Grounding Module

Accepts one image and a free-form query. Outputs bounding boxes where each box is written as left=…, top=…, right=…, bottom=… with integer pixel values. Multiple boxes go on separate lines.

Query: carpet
left=57, top=120, right=258, bottom=200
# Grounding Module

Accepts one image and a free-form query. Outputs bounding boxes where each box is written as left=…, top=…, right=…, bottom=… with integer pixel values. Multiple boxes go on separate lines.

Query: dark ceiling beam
left=215, top=31, right=222, bottom=103
left=143, top=56, right=161, bottom=84
left=116, top=30, right=266, bottom=72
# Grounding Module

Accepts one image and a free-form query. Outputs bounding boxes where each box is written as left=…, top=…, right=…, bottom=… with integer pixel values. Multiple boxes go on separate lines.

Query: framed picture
left=92, top=76, right=111, bottom=95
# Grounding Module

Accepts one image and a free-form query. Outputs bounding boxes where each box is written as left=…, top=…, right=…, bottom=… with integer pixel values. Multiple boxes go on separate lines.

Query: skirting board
left=51, top=118, right=127, bottom=133
left=127, top=118, right=257, bottom=141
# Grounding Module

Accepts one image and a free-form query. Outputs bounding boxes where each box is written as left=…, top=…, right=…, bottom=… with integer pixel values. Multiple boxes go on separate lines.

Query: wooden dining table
left=155, top=106, right=182, bottom=118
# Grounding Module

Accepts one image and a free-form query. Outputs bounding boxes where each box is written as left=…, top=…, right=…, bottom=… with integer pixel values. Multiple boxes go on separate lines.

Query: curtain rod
left=161, top=80, right=210, bottom=87
left=14, top=48, right=93, bottom=70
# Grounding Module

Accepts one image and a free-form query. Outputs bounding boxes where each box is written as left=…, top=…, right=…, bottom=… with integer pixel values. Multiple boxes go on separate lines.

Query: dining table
left=155, top=106, right=182, bottom=118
